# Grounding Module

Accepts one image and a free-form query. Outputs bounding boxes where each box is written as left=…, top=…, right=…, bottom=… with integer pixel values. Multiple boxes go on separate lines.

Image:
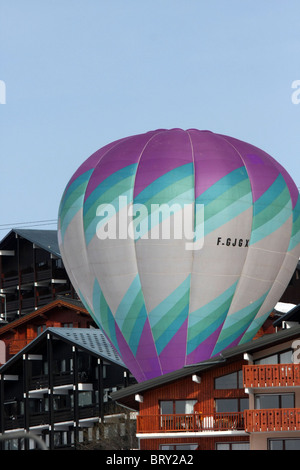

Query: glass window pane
left=160, top=401, right=173, bottom=414
left=238, top=370, right=243, bottom=388
left=285, top=439, right=300, bottom=450
left=215, top=398, right=238, bottom=412
left=255, top=354, right=277, bottom=365
left=232, top=443, right=250, bottom=450
left=175, top=444, right=198, bottom=450
left=269, top=440, right=283, bottom=450
left=175, top=400, right=196, bottom=414
left=216, top=443, right=230, bottom=450
left=281, top=394, right=294, bottom=408
left=215, top=372, right=237, bottom=389
left=175, top=401, right=187, bottom=414
left=279, top=350, right=293, bottom=364
left=78, top=391, right=92, bottom=407
left=255, top=395, right=279, bottom=409
left=240, top=398, right=249, bottom=412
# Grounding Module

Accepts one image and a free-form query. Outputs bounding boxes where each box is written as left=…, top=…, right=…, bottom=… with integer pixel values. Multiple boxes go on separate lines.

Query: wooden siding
left=139, top=359, right=248, bottom=417
left=0, top=303, right=95, bottom=362
left=138, top=359, right=249, bottom=449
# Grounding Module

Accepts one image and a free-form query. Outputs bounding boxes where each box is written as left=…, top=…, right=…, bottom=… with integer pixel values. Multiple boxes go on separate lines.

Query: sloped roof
left=0, top=326, right=126, bottom=371
left=14, top=229, right=60, bottom=256
left=0, top=296, right=91, bottom=335
left=0, top=229, right=60, bottom=257
left=48, top=327, right=125, bottom=366
left=111, top=324, right=300, bottom=409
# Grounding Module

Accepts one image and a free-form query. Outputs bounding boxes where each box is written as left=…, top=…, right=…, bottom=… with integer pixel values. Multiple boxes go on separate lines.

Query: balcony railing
left=243, top=364, right=300, bottom=388
left=137, top=412, right=244, bottom=433
left=245, top=408, right=300, bottom=432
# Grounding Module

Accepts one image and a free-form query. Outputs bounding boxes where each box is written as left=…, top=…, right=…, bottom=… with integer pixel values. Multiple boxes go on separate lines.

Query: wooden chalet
left=0, top=296, right=97, bottom=364
left=0, top=327, right=136, bottom=450
left=112, top=315, right=300, bottom=451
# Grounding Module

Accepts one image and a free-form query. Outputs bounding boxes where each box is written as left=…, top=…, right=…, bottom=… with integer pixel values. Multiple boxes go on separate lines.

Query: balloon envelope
left=58, top=129, right=300, bottom=382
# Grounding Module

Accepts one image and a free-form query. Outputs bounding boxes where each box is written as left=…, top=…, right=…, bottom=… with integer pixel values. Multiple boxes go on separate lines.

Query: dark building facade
left=0, top=229, right=75, bottom=322
left=0, top=327, right=136, bottom=450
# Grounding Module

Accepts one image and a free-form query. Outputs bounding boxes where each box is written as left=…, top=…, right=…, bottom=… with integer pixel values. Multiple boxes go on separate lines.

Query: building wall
left=140, top=435, right=248, bottom=451
left=250, top=432, right=300, bottom=451
left=139, top=358, right=249, bottom=450
left=139, top=359, right=247, bottom=417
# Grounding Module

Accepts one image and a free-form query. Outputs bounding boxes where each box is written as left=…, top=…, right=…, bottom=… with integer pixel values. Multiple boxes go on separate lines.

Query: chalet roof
left=48, top=327, right=124, bottom=366
left=0, top=229, right=60, bottom=257
left=0, top=326, right=125, bottom=371
left=111, top=324, right=300, bottom=409
left=0, top=296, right=92, bottom=334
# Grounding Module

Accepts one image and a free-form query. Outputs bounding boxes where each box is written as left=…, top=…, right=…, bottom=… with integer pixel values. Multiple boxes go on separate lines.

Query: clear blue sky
left=1, top=0, right=300, bottom=234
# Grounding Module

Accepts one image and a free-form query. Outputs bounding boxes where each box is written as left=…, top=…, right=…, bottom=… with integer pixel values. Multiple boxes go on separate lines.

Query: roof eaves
left=112, top=325, right=300, bottom=401
left=47, top=327, right=125, bottom=367
left=0, top=298, right=89, bottom=336
left=12, top=229, right=60, bottom=257
left=0, top=327, right=126, bottom=372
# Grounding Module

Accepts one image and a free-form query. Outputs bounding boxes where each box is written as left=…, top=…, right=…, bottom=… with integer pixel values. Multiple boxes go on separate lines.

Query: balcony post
left=73, top=345, right=79, bottom=448
left=0, top=374, right=4, bottom=449
left=47, top=333, right=54, bottom=450
left=97, top=358, right=104, bottom=423
left=23, top=353, right=29, bottom=450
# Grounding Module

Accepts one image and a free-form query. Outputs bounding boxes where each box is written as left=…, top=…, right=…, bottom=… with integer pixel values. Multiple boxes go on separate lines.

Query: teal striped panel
left=288, top=194, right=300, bottom=251
left=195, top=167, right=252, bottom=237
left=134, top=163, right=194, bottom=205
left=92, top=279, right=120, bottom=355
left=133, top=167, right=194, bottom=241
left=115, top=274, right=148, bottom=356
left=83, top=164, right=137, bottom=245
left=186, top=281, right=238, bottom=355
left=212, top=290, right=269, bottom=355
left=59, top=169, right=94, bottom=241
left=133, top=188, right=195, bottom=241
left=238, top=309, right=273, bottom=345
left=196, top=166, right=249, bottom=204
left=250, top=174, right=292, bottom=245
left=148, top=276, right=191, bottom=356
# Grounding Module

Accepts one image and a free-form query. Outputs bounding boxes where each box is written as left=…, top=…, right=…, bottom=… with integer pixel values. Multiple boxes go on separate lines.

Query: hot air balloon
left=58, top=129, right=300, bottom=382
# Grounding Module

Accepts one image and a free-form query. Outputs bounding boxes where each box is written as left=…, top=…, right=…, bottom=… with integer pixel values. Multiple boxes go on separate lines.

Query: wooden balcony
left=243, top=364, right=300, bottom=388
left=245, top=408, right=300, bottom=432
left=137, top=412, right=244, bottom=434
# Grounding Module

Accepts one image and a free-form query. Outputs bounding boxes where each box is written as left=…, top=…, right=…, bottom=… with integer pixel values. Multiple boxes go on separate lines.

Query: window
left=215, top=370, right=243, bottom=389
left=255, top=349, right=293, bottom=365
left=160, top=400, right=196, bottom=415
left=216, top=442, right=250, bottom=450
left=78, top=391, right=93, bottom=407
left=255, top=393, right=294, bottom=409
left=215, top=398, right=249, bottom=413
left=160, top=444, right=198, bottom=450
left=159, top=400, right=197, bottom=431
left=37, top=324, right=47, bottom=335
left=269, top=439, right=300, bottom=450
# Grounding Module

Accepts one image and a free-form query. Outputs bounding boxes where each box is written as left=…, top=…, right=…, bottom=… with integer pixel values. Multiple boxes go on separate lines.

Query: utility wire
left=0, top=219, right=58, bottom=230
